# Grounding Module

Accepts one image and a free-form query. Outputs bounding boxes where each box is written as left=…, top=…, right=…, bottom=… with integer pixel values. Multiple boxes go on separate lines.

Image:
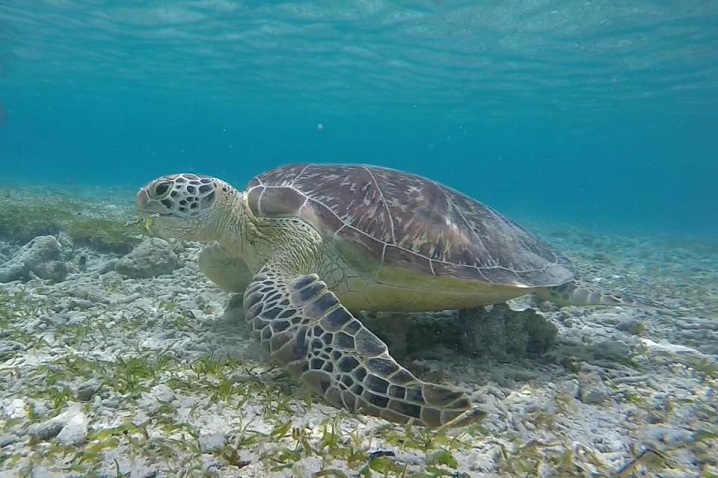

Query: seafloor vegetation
left=0, top=185, right=716, bottom=477
left=0, top=187, right=143, bottom=253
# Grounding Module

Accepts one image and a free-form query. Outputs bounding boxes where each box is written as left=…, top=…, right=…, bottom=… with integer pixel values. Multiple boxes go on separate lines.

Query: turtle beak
left=135, top=186, right=170, bottom=218
left=135, top=186, right=152, bottom=216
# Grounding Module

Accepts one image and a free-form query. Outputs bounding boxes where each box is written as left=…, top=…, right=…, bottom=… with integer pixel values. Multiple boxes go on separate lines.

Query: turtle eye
left=152, top=181, right=171, bottom=197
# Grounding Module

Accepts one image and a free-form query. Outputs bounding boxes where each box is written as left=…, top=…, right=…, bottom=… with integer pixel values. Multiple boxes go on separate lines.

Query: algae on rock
left=0, top=192, right=142, bottom=253
left=363, top=305, right=558, bottom=363
left=459, top=304, right=558, bottom=359
left=65, top=216, right=141, bottom=253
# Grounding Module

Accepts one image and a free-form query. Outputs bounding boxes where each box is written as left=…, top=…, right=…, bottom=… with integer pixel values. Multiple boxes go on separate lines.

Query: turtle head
left=136, top=173, right=242, bottom=243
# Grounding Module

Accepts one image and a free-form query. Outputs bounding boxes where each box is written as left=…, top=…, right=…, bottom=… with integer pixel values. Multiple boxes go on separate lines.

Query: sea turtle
left=136, top=163, right=652, bottom=427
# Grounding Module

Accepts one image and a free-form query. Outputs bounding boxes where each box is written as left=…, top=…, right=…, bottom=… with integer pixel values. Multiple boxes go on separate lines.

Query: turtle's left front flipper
left=243, top=263, right=483, bottom=428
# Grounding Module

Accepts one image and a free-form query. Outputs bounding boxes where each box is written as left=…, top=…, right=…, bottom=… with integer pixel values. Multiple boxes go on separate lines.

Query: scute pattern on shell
left=246, top=164, right=575, bottom=287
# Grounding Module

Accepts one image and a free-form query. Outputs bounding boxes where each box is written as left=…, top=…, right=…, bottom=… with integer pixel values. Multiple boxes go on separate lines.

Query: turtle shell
left=245, top=163, right=574, bottom=287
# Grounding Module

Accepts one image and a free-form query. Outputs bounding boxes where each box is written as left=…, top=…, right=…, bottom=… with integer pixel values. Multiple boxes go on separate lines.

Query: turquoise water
left=0, top=1, right=716, bottom=236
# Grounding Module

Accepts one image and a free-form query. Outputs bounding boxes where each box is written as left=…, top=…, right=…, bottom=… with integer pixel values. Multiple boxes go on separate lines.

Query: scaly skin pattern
left=136, top=165, right=659, bottom=426
left=136, top=172, right=483, bottom=427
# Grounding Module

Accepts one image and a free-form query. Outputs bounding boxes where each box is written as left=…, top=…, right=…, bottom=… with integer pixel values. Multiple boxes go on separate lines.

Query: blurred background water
left=0, top=1, right=716, bottom=236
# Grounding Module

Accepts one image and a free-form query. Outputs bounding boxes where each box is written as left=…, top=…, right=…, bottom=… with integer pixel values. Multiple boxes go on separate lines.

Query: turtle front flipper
left=538, top=279, right=663, bottom=309
left=198, top=243, right=253, bottom=293
left=243, top=265, right=481, bottom=427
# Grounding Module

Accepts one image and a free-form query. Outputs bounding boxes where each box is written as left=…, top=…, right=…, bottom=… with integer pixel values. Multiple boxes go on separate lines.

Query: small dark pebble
left=0, top=434, right=18, bottom=448
left=77, top=379, right=102, bottom=401
left=0, top=341, right=25, bottom=362
left=368, top=450, right=396, bottom=459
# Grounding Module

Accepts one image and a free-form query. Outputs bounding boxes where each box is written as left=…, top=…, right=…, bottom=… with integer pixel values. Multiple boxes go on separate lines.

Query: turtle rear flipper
left=538, top=279, right=665, bottom=309
left=243, top=264, right=482, bottom=427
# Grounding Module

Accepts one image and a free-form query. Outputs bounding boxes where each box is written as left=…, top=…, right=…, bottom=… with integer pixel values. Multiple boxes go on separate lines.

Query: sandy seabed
left=0, top=185, right=716, bottom=478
